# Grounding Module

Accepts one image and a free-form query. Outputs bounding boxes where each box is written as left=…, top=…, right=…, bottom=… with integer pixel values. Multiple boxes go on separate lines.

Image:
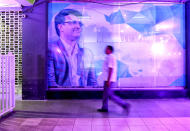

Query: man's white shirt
left=102, top=54, right=117, bottom=82
left=60, top=38, right=80, bottom=86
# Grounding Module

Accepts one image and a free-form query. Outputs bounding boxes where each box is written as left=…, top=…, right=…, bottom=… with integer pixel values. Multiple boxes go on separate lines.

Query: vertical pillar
left=22, top=0, right=48, bottom=99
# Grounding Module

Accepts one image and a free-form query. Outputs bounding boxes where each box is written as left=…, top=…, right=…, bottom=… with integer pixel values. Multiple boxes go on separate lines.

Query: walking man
left=97, top=45, right=130, bottom=112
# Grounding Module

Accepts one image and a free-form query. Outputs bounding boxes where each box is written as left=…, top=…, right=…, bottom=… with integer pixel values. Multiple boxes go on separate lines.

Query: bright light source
left=151, top=42, right=165, bottom=56
left=56, top=48, right=61, bottom=54
left=97, top=72, right=102, bottom=76
left=0, top=0, right=21, bottom=7
left=178, top=52, right=182, bottom=56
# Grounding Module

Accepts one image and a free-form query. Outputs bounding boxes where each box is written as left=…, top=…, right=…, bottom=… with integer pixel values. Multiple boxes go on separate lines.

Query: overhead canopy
left=0, top=0, right=21, bottom=7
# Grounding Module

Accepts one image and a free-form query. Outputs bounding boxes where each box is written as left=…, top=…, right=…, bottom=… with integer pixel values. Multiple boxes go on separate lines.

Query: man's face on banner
left=59, top=14, right=82, bottom=41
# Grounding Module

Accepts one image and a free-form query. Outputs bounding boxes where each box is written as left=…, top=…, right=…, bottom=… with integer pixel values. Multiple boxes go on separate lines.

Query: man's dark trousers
left=102, top=81, right=127, bottom=110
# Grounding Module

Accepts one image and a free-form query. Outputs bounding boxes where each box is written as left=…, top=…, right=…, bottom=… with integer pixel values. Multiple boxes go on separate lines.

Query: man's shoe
left=122, top=103, right=130, bottom=109
left=97, top=108, right=108, bottom=112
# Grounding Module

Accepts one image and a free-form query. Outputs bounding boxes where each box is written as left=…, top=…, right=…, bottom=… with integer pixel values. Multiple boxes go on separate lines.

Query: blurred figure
left=97, top=45, right=130, bottom=112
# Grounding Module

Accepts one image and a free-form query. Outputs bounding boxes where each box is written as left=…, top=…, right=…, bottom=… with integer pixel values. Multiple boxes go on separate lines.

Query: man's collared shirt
left=102, top=54, right=117, bottom=82
left=60, top=38, right=80, bottom=86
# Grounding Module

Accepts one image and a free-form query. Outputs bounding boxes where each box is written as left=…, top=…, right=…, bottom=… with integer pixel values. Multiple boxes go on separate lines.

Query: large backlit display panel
left=48, top=2, right=185, bottom=88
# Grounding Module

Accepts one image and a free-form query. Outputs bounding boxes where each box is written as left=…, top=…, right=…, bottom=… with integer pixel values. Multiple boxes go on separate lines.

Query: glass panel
left=48, top=2, right=185, bottom=88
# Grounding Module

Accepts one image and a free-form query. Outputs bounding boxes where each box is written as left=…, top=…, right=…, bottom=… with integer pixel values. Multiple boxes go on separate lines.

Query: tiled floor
left=0, top=99, right=190, bottom=131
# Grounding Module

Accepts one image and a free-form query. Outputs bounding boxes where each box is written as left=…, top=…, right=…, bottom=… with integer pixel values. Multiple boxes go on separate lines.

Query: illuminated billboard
left=48, top=2, right=185, bottom=88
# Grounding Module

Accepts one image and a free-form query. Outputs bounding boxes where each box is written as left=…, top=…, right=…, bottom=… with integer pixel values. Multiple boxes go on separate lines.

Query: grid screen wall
left=0, top=11, right=22, bottom=90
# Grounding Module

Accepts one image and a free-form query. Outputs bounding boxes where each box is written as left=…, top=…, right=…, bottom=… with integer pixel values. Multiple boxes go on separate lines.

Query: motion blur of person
left=97, top=45, right=130, bottom=112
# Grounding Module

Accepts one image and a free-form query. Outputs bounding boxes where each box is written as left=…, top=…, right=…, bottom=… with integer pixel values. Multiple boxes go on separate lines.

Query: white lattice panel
left=0, top=53, right=15, bottom=117
left=0, top=11, right=22, bottom=87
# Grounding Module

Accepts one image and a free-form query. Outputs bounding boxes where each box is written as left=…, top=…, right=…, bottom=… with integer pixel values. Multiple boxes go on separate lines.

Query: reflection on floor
left=0, top=99, right=190, bottom=131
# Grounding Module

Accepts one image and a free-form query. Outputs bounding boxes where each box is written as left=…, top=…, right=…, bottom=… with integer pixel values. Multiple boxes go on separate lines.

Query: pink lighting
left=56, top=48, right=61, bottom=54
left=151, top=42, right=165, bottom=56
left=0, top=0, right=20, bottom=7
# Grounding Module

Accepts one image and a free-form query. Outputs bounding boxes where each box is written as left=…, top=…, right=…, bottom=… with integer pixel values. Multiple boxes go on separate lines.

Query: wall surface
left=22, top=0, right=47, bottom=99
left=22, top=0, right=189, bottom=99
left=186, top=2, right=190, bottom=96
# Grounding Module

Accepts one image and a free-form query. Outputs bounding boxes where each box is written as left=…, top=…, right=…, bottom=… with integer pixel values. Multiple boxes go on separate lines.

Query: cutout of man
left=48, top=9, right=97, bottom=87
